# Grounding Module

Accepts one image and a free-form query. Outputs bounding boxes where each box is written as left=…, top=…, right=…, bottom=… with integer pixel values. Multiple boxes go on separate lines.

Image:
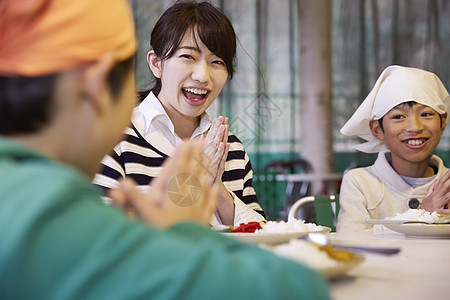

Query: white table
left=328, top=230, right=450, bottom=300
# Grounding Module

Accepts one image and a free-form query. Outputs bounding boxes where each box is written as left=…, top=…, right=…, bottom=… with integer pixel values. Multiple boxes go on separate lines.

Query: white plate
left=223, top=227, right=331, bottom=244
left=382, top=223, right=450, bottom=238
left=263, top=239, right=364, bottom=279
left=316, top=255, right=364, bottom=279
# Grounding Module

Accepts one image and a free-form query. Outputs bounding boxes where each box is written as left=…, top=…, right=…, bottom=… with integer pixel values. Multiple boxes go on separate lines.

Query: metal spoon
left=301, top=233, right=401, bottom=256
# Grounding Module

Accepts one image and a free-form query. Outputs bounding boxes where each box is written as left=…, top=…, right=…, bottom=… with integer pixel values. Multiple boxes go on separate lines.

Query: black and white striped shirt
left=93, top=92, right=266, bottom=225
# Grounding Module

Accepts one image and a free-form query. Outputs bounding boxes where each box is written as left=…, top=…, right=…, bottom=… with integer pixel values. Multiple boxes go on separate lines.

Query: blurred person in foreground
left=0, top=0, right=330, bottom=299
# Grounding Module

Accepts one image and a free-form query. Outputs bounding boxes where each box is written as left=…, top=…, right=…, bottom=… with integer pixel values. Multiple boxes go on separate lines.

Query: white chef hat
left=340, top=65, right=450, bottom=153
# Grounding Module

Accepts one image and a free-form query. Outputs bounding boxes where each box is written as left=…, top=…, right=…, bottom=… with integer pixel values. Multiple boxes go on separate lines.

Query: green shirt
left=0, top=137, right=330, bottom=300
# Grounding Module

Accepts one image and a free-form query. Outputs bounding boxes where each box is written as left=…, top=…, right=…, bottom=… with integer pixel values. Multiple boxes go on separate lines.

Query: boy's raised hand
left=420, top=170, right=450, bottom=214
left=109, top=140, right=219, bottom=228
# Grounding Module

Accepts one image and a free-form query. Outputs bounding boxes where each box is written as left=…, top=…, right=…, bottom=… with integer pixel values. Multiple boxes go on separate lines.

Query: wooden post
left=298, top=0, right=334, bottom=194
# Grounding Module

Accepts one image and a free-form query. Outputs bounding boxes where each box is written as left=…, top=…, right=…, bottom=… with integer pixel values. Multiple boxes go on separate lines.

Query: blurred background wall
left=129, top=0, right=450, bottom=219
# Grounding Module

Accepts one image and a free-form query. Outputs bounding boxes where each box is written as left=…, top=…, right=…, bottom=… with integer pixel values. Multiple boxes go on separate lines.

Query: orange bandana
left=0, top=0, right=137, bottom=76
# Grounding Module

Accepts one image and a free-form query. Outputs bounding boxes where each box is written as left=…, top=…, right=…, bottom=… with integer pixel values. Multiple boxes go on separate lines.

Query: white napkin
left=340, top=65, right=450, bottom=153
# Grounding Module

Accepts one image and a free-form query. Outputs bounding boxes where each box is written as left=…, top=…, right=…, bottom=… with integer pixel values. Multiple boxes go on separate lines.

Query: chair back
left=288, top=195, right=340, bottom=232
left=314, top=195, right=340, bottom=231
left=265, top=158, right=313, bottom=220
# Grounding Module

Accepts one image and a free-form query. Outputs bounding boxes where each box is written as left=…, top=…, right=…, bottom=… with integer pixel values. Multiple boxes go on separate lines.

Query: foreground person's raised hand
left=109, top=141, right=219, bottom=228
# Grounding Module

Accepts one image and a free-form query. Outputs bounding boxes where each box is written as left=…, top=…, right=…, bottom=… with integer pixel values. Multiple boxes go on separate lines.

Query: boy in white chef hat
left=337, top=65, right=450, bottom=232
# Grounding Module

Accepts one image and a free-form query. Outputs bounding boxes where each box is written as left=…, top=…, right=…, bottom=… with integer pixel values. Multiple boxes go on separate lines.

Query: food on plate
left=385, top=209, right=444, bottom=222
left=228, top=219, right=326, bottom=234
left=316, top=245, right=356, bottom=263
left=254, top=220, right=326, bottom=234
left=272, top=239, right=357, bottom=269
left=232, top=221, right=264, bottom=233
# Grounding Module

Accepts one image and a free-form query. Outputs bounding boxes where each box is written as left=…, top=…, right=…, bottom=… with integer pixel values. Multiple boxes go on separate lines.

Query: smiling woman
left=93, top=1, right=266, bottom=226
left=146, top=28, right=229, bottom=123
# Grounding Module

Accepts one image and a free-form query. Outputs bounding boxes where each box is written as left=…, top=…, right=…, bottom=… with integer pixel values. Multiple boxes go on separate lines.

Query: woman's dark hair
left=139, top=1, right=237, bottom=101
left=0, top=56, right=134, bottom=135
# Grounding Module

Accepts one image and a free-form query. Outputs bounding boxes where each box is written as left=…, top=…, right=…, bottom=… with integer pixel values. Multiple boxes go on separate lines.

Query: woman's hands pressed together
left=202, top=116, right=230, bottom=184
left=202, top=116, right=236, bottom=225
